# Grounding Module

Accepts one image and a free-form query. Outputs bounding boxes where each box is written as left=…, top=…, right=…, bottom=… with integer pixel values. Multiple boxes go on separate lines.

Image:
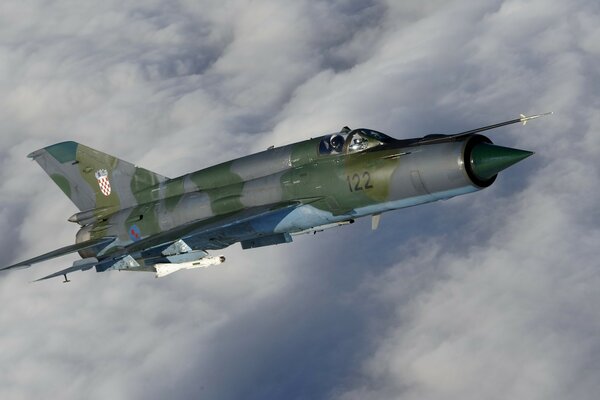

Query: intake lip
left=463, top=135, right=496, bottom=188
left=463, top=135, right=534, bottom=188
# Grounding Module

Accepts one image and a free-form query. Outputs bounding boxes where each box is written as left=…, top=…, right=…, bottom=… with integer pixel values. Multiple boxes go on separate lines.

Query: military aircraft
left=1, top=112, right=550, bottom=282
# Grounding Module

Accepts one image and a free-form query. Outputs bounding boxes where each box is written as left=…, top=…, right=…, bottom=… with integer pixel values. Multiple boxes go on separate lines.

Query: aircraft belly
left=274, top=205, right=346, bottom=234
left=352, top=186, right=478, bottom=217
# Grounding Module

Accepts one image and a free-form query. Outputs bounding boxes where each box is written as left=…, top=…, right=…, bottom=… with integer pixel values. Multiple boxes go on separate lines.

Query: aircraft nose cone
left=470, top=143, right=534, bottom=181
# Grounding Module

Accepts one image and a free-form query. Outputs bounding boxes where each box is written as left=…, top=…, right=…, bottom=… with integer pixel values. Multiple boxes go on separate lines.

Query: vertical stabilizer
left=28, top=141, right=168, bottom=212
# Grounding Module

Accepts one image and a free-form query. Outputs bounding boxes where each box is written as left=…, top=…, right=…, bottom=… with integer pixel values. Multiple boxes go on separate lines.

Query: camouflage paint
left=16, top=118, right=536, bottom=278
left=50, top=174, right=71, bottom=198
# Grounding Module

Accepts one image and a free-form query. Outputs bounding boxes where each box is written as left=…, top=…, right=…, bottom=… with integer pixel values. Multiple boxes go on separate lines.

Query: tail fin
left=28, top=141, right=168, bottom=212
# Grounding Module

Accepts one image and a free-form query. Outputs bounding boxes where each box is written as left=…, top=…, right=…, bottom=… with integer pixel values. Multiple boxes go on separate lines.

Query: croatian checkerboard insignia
left=95, top=169, right=111, bottom=196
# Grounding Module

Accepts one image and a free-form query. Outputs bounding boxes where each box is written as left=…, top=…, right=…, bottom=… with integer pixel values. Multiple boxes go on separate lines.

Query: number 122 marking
left=347, top=171, right=374, bottom=192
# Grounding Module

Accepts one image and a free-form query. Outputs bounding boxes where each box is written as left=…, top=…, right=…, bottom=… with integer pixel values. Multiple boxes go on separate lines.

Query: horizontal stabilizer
left=33, top=258, right=100, bottom=282
left=1, top=238, right=114, bottom=271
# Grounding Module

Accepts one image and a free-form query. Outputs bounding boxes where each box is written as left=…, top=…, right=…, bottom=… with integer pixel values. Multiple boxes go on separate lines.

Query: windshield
left=358, top=129, right=395, bottom=143
left=318, top=128, right=395, bottom=156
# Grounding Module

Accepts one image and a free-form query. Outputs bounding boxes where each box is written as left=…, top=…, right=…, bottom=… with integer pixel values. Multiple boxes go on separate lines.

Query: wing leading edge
left=2, top=202, right=302, bottom=282
left=1, top=238, right=115, bottom=272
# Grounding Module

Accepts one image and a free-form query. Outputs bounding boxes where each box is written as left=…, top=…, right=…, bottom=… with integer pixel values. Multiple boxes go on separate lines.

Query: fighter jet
left=1, top=113, right=550, bottom=282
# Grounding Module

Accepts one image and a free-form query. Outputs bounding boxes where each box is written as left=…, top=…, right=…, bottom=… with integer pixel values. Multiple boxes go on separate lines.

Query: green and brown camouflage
left=2, top=113, right=548, bottom=281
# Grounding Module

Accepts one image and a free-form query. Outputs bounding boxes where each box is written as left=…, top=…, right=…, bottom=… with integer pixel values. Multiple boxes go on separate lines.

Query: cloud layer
left=1, top=1, right=599, bottom=399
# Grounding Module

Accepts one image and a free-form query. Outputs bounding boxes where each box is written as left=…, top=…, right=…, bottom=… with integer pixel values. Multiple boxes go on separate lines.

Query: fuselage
left=77, top=129, right=493, bottom=259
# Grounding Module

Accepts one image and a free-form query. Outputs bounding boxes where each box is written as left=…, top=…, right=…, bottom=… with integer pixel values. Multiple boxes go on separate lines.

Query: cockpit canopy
left=318, top=128, right=395, bottom=156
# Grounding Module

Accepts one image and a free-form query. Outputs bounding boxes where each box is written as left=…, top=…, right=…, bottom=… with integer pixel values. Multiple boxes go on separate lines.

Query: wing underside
left=1, top=238, right=115, bottom=272
left=2, top=202, right=301, bottom=281
left=33, top=258, right=101, bottom=282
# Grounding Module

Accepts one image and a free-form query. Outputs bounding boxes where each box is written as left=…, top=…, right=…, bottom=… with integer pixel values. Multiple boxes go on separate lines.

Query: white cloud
left=0, top=1, right=599, bottom=399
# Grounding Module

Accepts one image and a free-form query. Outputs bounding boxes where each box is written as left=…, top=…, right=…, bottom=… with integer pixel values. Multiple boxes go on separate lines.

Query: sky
left=1, top=0, right=599, bottom=399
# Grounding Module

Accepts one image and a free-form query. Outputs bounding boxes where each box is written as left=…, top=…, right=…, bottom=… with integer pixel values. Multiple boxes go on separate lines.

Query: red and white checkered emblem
left=95, top=169, right=112, bottom=196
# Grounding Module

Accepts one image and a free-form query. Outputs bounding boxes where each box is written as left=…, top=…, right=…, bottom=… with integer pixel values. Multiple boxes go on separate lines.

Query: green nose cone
left=470, top=143, right=534, bottom=180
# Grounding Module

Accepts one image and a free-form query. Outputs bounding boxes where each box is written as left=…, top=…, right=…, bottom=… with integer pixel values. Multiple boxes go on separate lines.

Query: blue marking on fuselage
left=129, top=224, right=142, bottom=242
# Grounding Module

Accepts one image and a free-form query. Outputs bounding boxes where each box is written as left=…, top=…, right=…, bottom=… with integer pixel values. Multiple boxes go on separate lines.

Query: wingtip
left=0, top=263, right=30, bottom=272
left=31, top=276, right=52, bottom=283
